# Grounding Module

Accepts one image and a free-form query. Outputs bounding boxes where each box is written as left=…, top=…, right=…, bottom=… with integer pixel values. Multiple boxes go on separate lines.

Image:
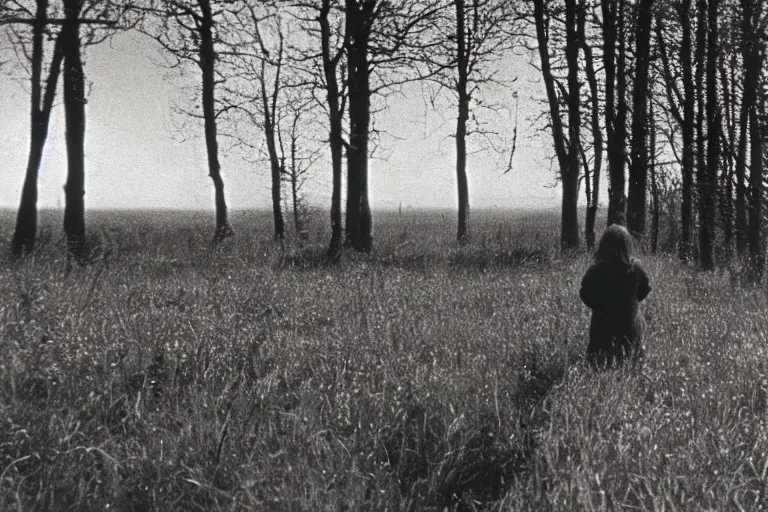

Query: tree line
left=2, top=0, right=767, bottom=274
left=529, top=0, right=768, bottom=275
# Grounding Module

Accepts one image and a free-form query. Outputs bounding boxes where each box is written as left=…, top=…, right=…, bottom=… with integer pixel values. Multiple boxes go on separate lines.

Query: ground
left=1, top=208, right=767, bottom=511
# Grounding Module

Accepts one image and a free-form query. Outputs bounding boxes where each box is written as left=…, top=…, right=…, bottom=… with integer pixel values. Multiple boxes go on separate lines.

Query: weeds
left=1, top=209, right=766, bottom=510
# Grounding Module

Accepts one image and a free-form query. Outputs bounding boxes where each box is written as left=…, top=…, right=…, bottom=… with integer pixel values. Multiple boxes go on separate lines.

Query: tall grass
left=1, top=208, right=766, bottom=511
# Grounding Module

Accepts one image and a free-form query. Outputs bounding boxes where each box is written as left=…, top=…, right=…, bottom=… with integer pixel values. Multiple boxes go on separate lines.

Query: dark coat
left=580, top=259, right=651, bottom=367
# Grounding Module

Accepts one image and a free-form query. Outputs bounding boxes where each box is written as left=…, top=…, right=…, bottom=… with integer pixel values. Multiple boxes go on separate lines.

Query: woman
left=580, top=225, right=652, bottom=368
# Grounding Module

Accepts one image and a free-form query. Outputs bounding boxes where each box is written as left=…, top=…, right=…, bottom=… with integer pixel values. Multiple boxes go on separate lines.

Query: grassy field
left=1, top=208, right=767, bottom=511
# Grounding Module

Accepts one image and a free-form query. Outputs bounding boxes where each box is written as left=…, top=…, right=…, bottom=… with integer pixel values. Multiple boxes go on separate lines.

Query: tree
left=655, top=0, right=696, bottom=260
left=293, top=0, right=444, bottom=253
left=228, top=5, right=288, bottom=241
left=626, top=0, right=655, bottom=238
left=718, top=9, right=737, bottom=258
left=745, top=0, right=767, bottom=273
left=222, top=2, right=324, bottom=245
left=453, top=0, right=470, bottom=245
left=747, top=85, right=764, bottom=274
left=698, top=0, right=719, bottom=269
left=562, top=0, right=580, bottom=250
left=424, top=0, right=518, bottom=245
left=3, top=0, right=129, bottom=258
left=532, top=0, right=581, bottom=250
left=279, top=96, right=320, bottom=237
left=342, top=0, right=444, bottom=252
left=603, top=0, right=629, bottom=226
left=258, top=17, right=286, bottom=241
left=735, top=0, right=764, bottom=257
left=284, top=0, right=347, bottom=256
left=580, top=0, right=603, bottom=250
left=314, top=0, right=345, bottom=256
left=141, top=0, right=236, bottom=244
left=61, top=0, right=88, bottom=260
left=343, top=0, right=373, bottom=251
left=649, top=87, right=660, bottom=252
left=5, top=0, right=65, bottom=256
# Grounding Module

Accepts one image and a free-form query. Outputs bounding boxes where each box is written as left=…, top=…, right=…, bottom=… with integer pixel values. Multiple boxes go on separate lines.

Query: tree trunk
left=288, top=115, right=302, bottom=235
left=328, top=113, right=344, bottom=255
left=679, top=1, right=695, bottom=261
left=650, top=97, right=659, bottom=253
left=533, top=0, right=567, bottom=173
left=12, top=1, right=64, bottom=256
left=455, top=0, right=470, bottom=245
left=533, top=0, right=577, bottom=249
left=735, top=0, right=760, bottom=257
left=693, top=0, right=707, bottom=265
left=62, top=0, right=87, bottom=263
left=581, top=1, right=601, bottom=251
left=613, top=0, right=627, bottom=226
left=748, top=101, right=764, bottom=274
left=318, top=0, right=344, bottom=258
left=602, top=0, right=624, bottom=226
left=562, top=0, right=581, bottom=250
left=657, top=2, right=695, bottom=260
left=699, top=0, right=718, bottom=270
left=627, top=0, right=655, bottom=238
left=260, top=58, right=285, bottom=241
left=562, top=163, right=580, bottom=250
left=607, top=1, right=628, bottom=226
left=199, top=0, right=232, bottom=245
left=718, top=48, right=736, bottom=259
left=747, top=39, right=765, bottom=275
left=291, top=168, right=301, bottom=235
left=456, top=97, right=470, bottom=245
left=344, top=0, right=373, bottom=252
left=268, top=155, right=284, bottom=241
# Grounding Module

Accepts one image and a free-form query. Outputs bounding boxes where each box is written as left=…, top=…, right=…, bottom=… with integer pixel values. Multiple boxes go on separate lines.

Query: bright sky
left=0, top=30, right=568, bottom=212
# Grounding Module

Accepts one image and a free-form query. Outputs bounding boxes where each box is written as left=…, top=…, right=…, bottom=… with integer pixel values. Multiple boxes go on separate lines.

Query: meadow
left=1, top=207, right=767, bottom=511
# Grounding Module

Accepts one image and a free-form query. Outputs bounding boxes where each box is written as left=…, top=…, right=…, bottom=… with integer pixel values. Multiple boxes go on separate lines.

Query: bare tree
left=289, top=0, right=347, bottom=257
left=225, top=2, right=322, bottom=242
left=140, top=0, right=237, bottom=244
left=61, top=0, right=87, bottom=260
left=226, top=5, right=288, bottom=241
left=655, top=0, right=696, bottom=260
left=5, top=0, right=65, bottom=256
left=3, top=0, right=130, bottom=259
left=531, top=0, right=581, bottom=250
left=626, top=0, right=655, bottom=238
left=718, top=9, right=737, bottom=258
left=580, top=0, right=603, bottom=250
left=315, top=0, right=345, bottom=256
left=697, top=0, right=719, bottom=269
left=293, top=0, right=445, bottom=253
left=342, top=0, right=374, bottom=252
left=258, top=15, right=286, bottom=241
left=418, top=0, right=518, bottom=245
left=603, top=0, right=629, bottom=226
left=649, top=88, right=660, bottom=252
left=745, top=1, right=767, bottom=273
left=735, top=0, right=765, bottom=258
left=279, top=96, right=320, bottom=237
left=342, top=0, right=444, bottom=252
left=747, top=86, right=764, bottom=274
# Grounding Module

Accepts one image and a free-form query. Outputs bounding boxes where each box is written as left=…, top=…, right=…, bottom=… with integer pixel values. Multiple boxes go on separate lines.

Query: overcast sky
left=0, top=30, right=570, bottom=212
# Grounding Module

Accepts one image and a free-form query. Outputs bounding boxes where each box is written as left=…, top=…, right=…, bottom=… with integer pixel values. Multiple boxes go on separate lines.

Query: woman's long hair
left=595, top=224, right=633, bottom=267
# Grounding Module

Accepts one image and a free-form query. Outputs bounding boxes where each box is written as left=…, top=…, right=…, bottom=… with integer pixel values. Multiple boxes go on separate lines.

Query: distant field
left=1, top=208, right=767, bottom=511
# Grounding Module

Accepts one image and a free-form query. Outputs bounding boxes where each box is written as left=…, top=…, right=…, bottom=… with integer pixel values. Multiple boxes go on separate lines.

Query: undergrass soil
left=1, top=208, right=768, bottom=511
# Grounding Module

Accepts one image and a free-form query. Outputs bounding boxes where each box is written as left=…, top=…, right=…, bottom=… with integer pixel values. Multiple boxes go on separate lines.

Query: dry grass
left=1, top=208, right=767, bottom=511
